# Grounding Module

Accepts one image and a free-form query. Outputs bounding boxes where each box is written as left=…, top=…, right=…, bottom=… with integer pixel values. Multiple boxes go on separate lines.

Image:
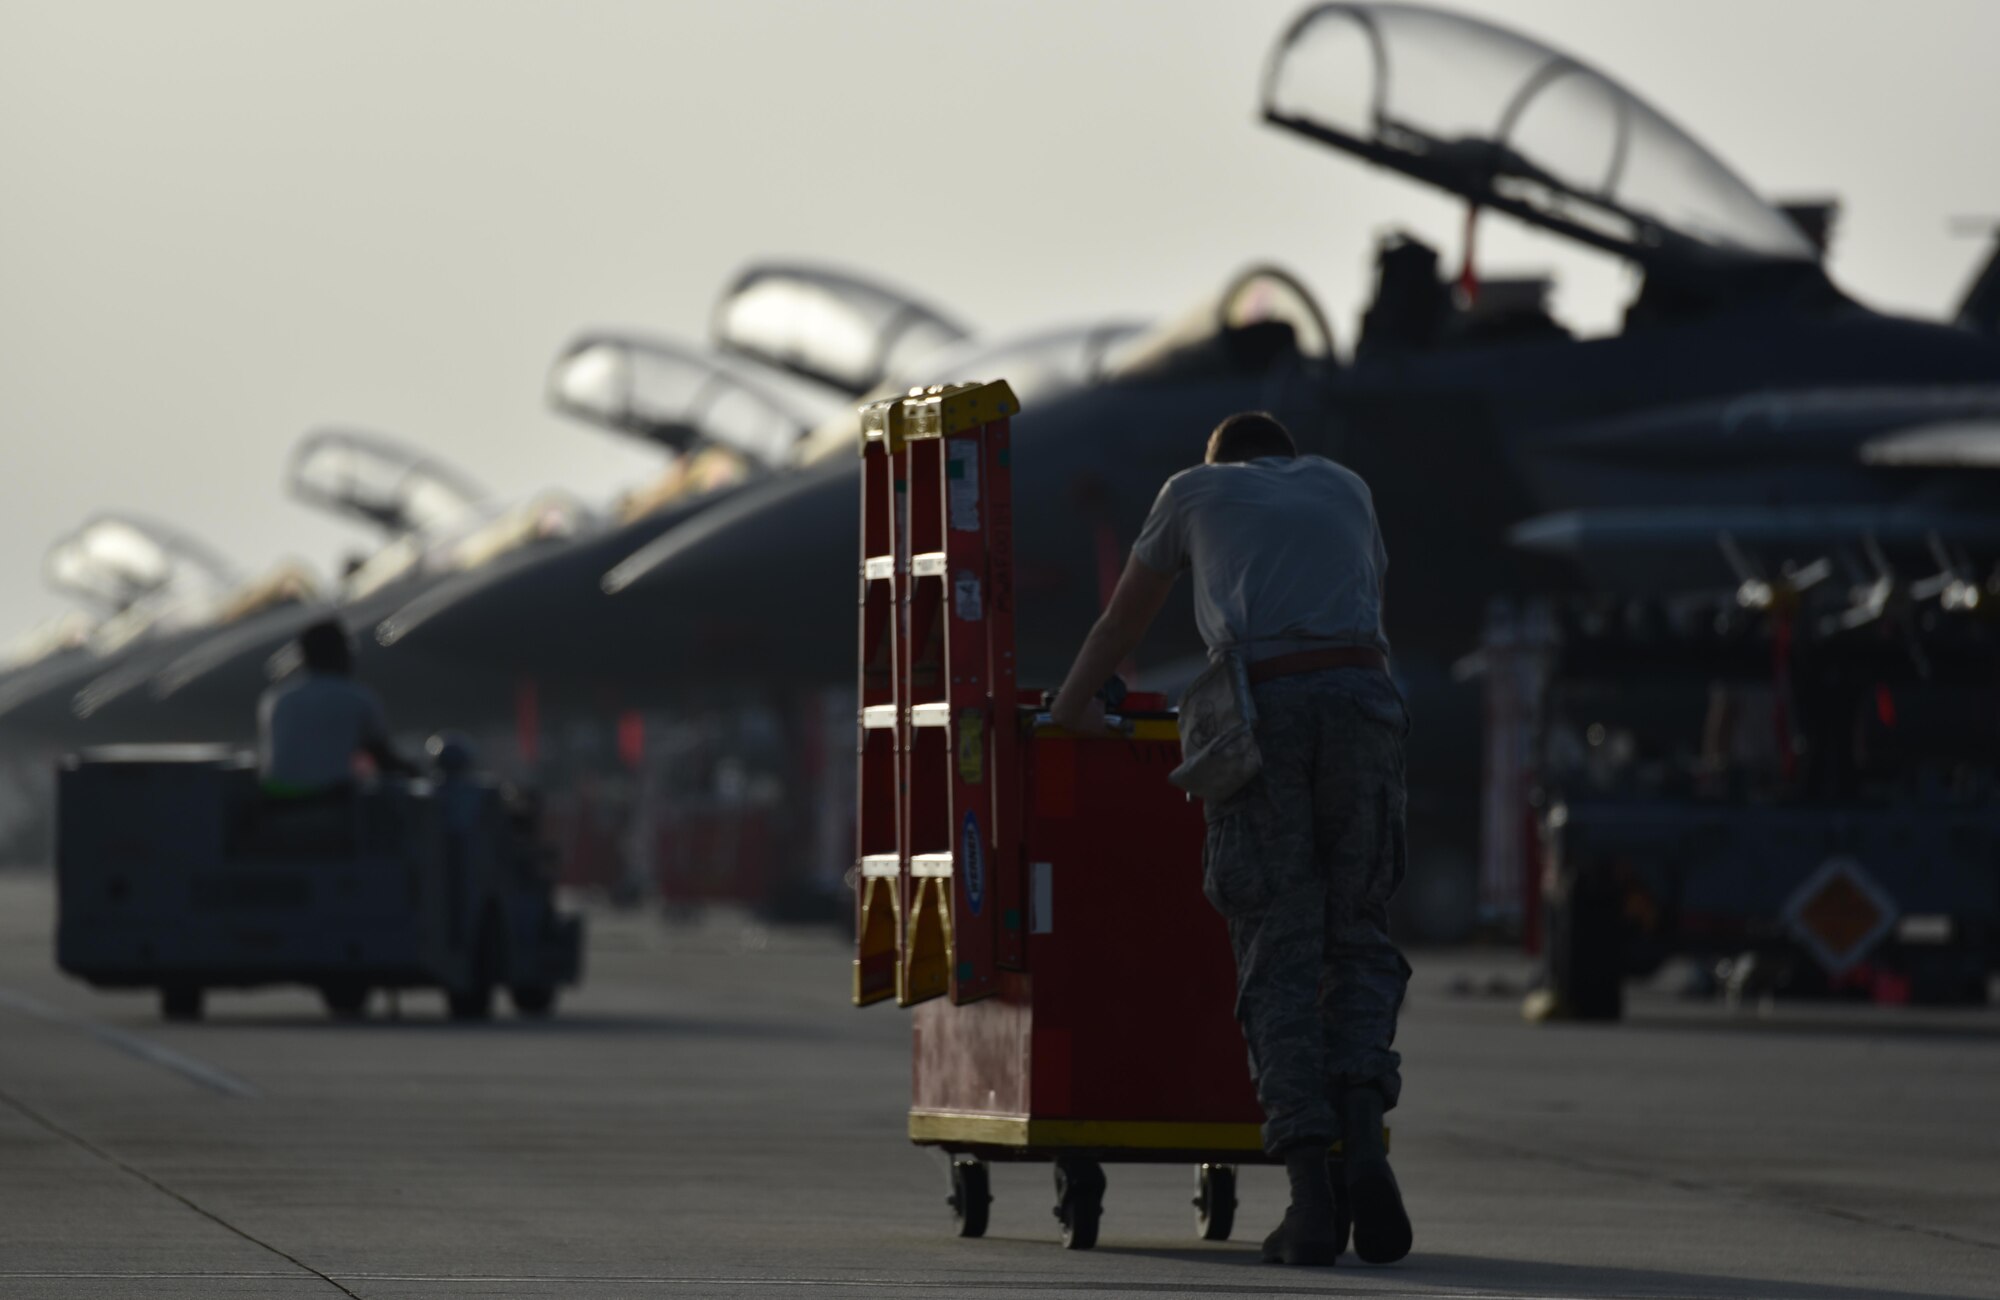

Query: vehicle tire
left=160, top=984, right=204, bottom=1022
left=1546, top=858, right=1625, bottom=1021
left=949, top=1158, right=990, bottom=1238
left=509, top=985, right=556, bottom=1017
left=1194, top=1163, right=1236, bottom=1241
left=1054, top=1156, right=1105, bottom=1250
left=447, top=912, right=502, bottom=1021
left=320, top=982, right=369, bottom=1019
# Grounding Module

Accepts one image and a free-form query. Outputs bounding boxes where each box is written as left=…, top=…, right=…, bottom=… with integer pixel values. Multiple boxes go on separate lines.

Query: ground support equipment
left=56, top=747, right=584, bottom=1020
left=852, top=381, right=1316, bottom=1250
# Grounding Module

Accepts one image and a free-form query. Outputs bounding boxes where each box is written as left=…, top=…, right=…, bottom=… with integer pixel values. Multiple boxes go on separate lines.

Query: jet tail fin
left=1953, top=223, right=2000, bottom=336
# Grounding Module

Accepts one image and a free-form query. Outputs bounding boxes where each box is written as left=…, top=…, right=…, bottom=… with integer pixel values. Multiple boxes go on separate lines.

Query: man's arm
left=1048, top=554, right=1178, bottom=736
left=359, top=692, right=420, bottom=778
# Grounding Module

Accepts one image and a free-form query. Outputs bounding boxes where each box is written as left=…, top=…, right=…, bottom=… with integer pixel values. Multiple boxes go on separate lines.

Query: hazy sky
left=3, top=0, right=1997, bottom=632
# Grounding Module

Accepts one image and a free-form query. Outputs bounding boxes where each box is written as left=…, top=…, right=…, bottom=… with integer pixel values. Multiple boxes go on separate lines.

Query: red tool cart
left=851, top=380, right=1277, bottom=1250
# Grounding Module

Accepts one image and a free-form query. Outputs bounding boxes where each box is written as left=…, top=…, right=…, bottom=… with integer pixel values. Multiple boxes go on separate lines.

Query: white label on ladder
left=1031, top=861, right=1053, bottom=934
left=946, top=439, right=981, bottom=532
left=953, top=570, right=982, bottom=622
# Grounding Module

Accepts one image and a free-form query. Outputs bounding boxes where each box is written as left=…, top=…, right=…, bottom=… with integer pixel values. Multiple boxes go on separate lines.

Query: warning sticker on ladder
left=953, top=571, right=982, bottom=622
left=961, top=810, right=986, bottom=916
left=947, top=439, right=981, bottom=532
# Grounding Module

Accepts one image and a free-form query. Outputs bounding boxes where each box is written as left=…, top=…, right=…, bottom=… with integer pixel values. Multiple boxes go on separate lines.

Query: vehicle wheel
left=1193, top=1163, right=1236, bottom=1241
left=1053, top=1156, right=1105, bottom=1250
left=949, top=1158, right=990, bottom=1238
left=320, top=982, right=369, bottom=1019
left=447, top=912, right=502, bottom=1021
left=1545, top=857, right=1625, bottom=1021
left=160, top=984, right=204, bottom=1022
left=509, top=985, right=556, bottom=1017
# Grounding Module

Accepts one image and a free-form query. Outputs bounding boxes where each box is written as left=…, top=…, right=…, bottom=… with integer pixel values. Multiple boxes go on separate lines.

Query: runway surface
left=2, top=870, right=1996, bottom=1300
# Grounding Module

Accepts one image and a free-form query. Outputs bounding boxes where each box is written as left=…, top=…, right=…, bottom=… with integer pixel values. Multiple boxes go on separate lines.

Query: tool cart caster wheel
left=1053, top=1156, right=1105, bottom=1250
left=1193, top=1163, right=1237, bottom=1241
left=1330, top=1156, right=1352, bottom=1258
left=948, top=1158, right=991, bottom=1238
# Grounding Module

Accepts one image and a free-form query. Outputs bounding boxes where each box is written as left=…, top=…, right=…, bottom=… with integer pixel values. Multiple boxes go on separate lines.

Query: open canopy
left=44, top=515, right=238, bottom=614
left=548, top=334, right=815, bottom=465
left=711, top=263, right=970, bottom=396
left=1261, top=3, right=1816, bottom=267
left=288, top=429, right=489, bottom=538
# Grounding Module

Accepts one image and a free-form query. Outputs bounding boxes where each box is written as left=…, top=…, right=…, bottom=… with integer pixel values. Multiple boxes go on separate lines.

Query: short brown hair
left=1206, top=411, right=1297, bottom=464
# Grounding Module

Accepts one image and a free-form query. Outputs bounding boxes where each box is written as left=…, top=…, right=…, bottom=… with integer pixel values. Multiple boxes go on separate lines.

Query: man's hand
left=1050, top=554, right=1177, bottom=738
left=1049, top=690, right=1117, bottom=739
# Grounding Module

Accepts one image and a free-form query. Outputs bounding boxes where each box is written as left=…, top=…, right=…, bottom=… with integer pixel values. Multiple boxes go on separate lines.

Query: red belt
left=1246, top=646, right=1388, bottom=686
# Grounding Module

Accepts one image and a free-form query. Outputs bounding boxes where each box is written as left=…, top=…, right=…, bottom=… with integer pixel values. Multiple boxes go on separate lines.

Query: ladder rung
left=909, top=702, right=951, bottom=728
left=859, top=853, right=901, bottom=878
left=861, top=704, right=899, bottom=729
left=910, top=852, right=953, bottom=878
left=863, top=556, right=897, bottom=581
left=911, top=552, right=946, bottom=578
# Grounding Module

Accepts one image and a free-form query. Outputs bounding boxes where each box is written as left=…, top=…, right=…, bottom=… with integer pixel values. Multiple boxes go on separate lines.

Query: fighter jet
left=577, top=3, right=2000, bottom=933
left=0, top=514, right=278, bottom=750
left=369, top=266, right=1149, bottom=694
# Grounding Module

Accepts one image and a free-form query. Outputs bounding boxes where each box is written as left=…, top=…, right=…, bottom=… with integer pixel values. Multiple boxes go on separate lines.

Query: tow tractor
left=55, top=745, right=584, bottom=1021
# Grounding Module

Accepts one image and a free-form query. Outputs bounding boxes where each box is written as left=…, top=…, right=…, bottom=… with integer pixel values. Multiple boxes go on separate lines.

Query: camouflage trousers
left=1200, top=666, right=1412, bottom=1154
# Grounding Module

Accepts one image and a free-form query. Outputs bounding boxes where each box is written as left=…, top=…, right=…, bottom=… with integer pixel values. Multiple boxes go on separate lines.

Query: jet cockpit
left=711, top=263, right=970, bottom=397
left=288, top=429, right=491, bottom=540
left=1262, top=3, right=1817, bottom=270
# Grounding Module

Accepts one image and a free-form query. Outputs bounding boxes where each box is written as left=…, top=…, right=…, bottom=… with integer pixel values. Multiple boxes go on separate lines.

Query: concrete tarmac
left=1, top=871, right=1996, bottom=1300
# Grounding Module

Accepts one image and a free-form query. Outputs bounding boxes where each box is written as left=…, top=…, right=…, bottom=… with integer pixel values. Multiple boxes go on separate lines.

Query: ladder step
left=911, top=552, right=947, bottom=578
left=861, top=704, right=900, bottom=729
left=863, top=555, right=897, bottom=581
left=909, top=702, right=951, bottom=728
left=910, top=852, right=954, bottom=878
left=859, top=853, right=902, bottom=878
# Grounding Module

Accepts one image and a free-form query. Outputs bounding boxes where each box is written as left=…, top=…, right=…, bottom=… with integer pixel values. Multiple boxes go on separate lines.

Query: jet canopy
left=288, top=429, right=489, bottom=538
left=712, top=264, right=970, bottom=396
left=547, top=334, right=814, bottom=465
left=44, top=515, right=238, bottom=613
left=1262, top=3, right=1817, bottom=266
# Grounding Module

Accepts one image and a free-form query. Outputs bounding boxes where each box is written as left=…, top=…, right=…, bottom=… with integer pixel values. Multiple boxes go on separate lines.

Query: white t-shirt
left=1131, top=454, right=1389, bottom=663
left=257, top=673, right=391, bottom=791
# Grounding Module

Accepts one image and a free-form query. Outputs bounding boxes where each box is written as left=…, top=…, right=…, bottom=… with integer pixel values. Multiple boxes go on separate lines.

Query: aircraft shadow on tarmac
left=1083, top=1247, right=1977, bottom=1300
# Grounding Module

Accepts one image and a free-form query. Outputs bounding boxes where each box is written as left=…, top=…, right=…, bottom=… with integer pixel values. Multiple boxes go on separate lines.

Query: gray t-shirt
left=257, top=673, right=391, bottom=790
left=1131, top=455, right=1389, bottom=663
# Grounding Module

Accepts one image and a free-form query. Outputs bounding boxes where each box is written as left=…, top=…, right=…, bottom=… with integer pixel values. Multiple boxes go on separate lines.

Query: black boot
left=1342, top=1085, right=1413, bottom=1264
left=1260, top=1140, right=1341, bottom=1266
left=1326, top=1152, right=1352, bottom=1259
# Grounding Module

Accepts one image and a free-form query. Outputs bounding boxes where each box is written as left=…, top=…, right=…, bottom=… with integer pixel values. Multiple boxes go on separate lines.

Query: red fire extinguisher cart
left=851, top=381, right=1277, bottom=1250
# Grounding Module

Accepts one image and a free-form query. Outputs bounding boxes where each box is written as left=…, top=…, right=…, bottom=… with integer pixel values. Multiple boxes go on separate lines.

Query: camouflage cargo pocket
left=1202, top=810, right=1270, bottom=914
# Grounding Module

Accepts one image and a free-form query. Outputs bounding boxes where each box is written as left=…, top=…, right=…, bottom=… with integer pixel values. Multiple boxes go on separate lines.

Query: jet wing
left=1859, top=420, right=2000, bottom=468
left=1540, top=389, right=2000, bottom=469
left=1511, top=506, right=2000, bottom=555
